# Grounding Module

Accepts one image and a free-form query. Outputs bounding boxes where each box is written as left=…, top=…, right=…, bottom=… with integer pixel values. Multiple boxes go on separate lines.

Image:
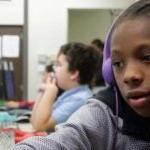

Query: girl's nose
left=123, top=63, right=143, bottom=87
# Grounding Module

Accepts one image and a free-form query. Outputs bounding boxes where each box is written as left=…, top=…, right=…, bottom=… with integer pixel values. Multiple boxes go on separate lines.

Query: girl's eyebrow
left=135, top=44, right=150, bottom=51
left=111, top=43, right=150, bottom=52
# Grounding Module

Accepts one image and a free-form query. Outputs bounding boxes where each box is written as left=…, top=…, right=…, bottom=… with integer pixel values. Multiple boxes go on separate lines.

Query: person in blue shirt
left=30, top=42, right=100, bottom=132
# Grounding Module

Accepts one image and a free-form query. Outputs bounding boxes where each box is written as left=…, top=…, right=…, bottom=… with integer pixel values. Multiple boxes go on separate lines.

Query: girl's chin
left=134, top=110, right=150, bottom=118
left=127, top=97, right=150, bottom=117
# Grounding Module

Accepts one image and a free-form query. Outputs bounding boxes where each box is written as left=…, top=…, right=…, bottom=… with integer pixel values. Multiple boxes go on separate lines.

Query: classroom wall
left=67, top=0, right=135, bottom=9
left=0, top=0, right=136, bottom=99
left=28, top=0, right=135, bottom=99
left=28, top=0, right=67, bottom=100
left=68, top=9, right=112, bottom=44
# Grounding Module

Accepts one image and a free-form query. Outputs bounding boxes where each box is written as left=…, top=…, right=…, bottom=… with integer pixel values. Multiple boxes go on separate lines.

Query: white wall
left=67, top=0, right=135, bottom=9
left=0, top=0, right=24, bottom=25
left=28, top=0, right=67, bottom=99
left=28, top=0, right=135, bottom=99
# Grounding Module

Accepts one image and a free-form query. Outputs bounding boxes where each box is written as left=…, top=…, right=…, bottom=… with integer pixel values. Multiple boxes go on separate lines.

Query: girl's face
left=111, top=18, right=150, bottom=117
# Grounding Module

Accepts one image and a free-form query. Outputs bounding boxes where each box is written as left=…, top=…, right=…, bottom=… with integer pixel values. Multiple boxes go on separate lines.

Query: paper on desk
left=2, top=35, right=20, bottom=58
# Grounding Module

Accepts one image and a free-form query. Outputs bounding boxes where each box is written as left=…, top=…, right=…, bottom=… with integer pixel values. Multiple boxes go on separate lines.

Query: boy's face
left=55, top=54, right=78, bottom=90
left=111, top=18, right=150, bottom=117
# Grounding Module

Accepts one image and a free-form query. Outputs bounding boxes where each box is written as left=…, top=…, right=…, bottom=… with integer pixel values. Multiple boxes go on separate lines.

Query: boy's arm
left=30, top=78, right=58, bottom=132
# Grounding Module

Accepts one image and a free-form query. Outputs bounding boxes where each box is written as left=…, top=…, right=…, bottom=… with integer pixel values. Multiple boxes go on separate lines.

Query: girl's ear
left=70, top=70, right=79, bottom=81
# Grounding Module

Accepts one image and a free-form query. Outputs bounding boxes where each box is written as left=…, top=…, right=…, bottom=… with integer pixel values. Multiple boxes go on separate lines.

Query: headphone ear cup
left=102, top=58, right=115, bottom=86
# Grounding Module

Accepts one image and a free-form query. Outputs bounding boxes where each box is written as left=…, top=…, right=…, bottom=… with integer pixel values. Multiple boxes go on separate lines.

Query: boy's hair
left=115, top=0, right=150, bottom=29
left=91, top=39, right=104, bottom=52
left=58, top=42, right=100, bottom=85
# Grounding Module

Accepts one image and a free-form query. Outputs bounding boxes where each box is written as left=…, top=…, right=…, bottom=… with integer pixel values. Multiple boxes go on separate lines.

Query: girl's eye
left=112, top=61, right=124, bottom=69
left=142, top=55, right=150, bottom=62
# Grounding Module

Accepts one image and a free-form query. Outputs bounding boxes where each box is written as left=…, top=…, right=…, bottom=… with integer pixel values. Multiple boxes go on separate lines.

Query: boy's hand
left=38, top=72, right=58, bottom=98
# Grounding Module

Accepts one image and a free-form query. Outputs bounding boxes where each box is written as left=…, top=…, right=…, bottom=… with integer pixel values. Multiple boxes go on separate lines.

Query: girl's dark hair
left=58, top=42, right=100, bottom=85
left=114, top=0, right=150, bottom=28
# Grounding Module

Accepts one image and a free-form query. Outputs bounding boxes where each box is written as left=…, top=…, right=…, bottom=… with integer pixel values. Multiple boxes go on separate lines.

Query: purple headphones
left=102, top=10, right=124, bottom=86
left=102, top=25, right=115, bottom=86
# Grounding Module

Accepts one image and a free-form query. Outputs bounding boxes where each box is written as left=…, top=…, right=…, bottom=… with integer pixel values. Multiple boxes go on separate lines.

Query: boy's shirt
left=52, top=85, right=92, bottom=124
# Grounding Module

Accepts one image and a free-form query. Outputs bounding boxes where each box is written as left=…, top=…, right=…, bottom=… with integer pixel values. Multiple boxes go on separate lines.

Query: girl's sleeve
left=11, top=100, right=111, bottom=150
left=11, top=104, right=93, bottom=150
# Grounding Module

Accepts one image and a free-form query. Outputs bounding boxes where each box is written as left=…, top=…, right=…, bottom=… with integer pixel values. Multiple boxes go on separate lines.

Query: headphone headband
left=102, top=7, right=125, bottom=86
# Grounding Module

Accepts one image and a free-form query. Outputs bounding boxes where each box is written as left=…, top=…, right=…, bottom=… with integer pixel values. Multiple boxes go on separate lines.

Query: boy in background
left=31, top=42, right=100, bottom=132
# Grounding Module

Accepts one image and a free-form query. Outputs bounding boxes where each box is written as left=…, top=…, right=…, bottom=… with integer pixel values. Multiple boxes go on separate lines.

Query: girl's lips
left=126, top=90, right=150, bottom=108
left=128, top=95, right=150, bottom=108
